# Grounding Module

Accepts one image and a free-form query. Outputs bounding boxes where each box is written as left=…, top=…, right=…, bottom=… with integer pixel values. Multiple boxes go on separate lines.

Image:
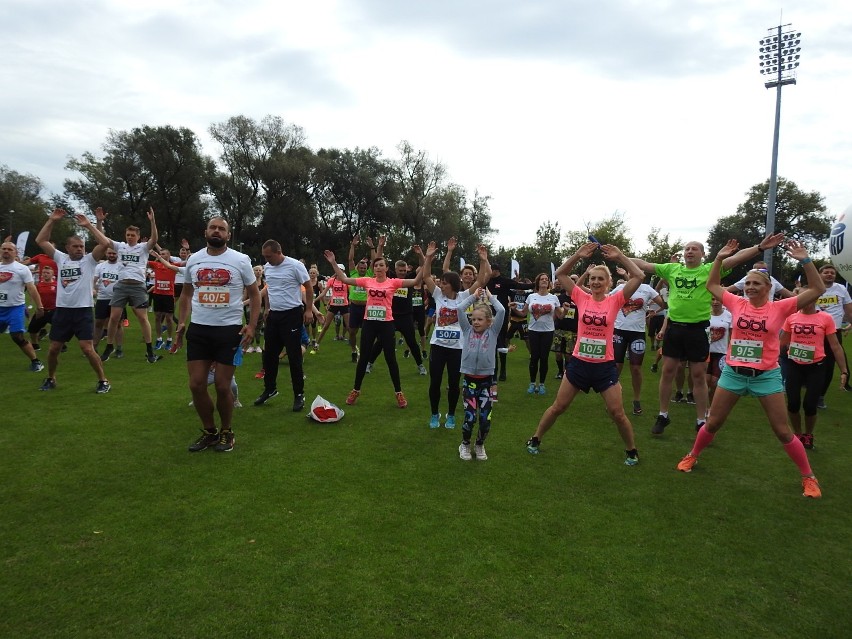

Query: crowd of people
left=3, top=209, right=851, bottom=499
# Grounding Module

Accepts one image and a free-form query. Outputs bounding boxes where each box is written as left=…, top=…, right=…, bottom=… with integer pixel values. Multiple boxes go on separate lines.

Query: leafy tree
left=0, top=166, right=52, bottom=249
left=639, top=227, right=684, bottom=265
left=707, top=178, right=831, bottom=284
left=561, top=211, right=635, bottom=279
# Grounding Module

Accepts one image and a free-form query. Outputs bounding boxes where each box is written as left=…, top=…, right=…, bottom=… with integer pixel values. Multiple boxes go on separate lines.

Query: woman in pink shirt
left=676, top=238, right=827, bottom=499
left=324, top=244, right=436, bottom=409
left=780, top=292, right=848, bottom=450
left=526, top=242, right=645, bottom=466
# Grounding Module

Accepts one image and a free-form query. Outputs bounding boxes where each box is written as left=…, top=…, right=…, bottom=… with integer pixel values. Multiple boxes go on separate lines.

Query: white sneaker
left=459, top=442, right=472, bottom=461
left=234, top=399, right=243, bottom=408
left=418, top=364, right=427, bottom=375
left=366, top=362, right=373, bottom=374
left=474, top=443, right=488, bottom=460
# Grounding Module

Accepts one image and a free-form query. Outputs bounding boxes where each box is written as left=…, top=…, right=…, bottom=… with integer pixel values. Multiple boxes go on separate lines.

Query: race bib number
left=156, top=281, right=171, bottom=291
left=788, top=342, right=816, bottom=364
left=434, top=328, right=461, bottom=343
left=0, top=292, right=6, bottom=302
left=394, top=288, right=408, bottom=298
left=197, top=286, right=230, bottom=308
left=564, top=307, right=576, bottom=319
left=331, top=296, right=346, bottom=306
left=730, top=339, right=763, bottom=364
left=578, top=336, right=607, bottom=360
left=366, top=305, right=387, bottom=320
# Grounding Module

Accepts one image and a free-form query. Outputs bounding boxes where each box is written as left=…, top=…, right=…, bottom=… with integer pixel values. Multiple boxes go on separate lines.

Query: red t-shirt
left=29, top=254, right=57, bottom=279
left=722, top=291, right=798, bottom=370
left=36, top=279, right=58, bottom=310
left=783, top=310, right=836, bottom=365
left=149, top=261, right=177, bottom=296
left=355, top=277, right=403, bottom=322
left=571, top=287, right=625, bottom=362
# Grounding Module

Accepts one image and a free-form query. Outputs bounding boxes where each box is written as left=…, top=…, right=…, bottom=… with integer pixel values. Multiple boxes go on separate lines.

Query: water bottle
left=233, top=345, right=244, bottom=366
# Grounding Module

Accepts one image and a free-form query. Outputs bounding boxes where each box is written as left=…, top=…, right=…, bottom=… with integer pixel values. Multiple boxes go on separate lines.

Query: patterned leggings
left=462, top=375, right=494, bottom=445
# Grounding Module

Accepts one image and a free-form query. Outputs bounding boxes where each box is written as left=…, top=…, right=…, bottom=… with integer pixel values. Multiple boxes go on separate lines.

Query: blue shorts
left=718, top=365, right=783, bottom=397
left=0, top=305, right=26, bottom=333
left=565, top=358, right=620, bottom=394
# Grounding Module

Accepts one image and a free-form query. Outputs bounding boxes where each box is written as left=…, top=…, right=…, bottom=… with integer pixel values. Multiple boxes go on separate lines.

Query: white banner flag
left=551, top=262, right=556, bottom=283
left=511, top=259, right=520, bottom=279
left=459, top=257, right=466, bottom=270
left=16, top=231, right=29, bottom=257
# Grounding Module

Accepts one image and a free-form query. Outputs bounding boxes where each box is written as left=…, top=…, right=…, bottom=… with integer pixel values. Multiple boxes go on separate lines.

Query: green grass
left=1, top=321, right=850, bottom=638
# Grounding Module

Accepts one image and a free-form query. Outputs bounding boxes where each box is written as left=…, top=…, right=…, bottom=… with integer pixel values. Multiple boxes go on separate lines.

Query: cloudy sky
left=2, top=0, right=850, bottom=253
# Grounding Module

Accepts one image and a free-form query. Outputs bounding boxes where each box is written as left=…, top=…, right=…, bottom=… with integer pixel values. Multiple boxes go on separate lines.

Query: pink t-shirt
left=571, top=287, right=625, bottom=362
left=356, top=277, right=403, bottom=322
left=326, top=277, right=349, bottom=307
left=782, top=310, right=836, bottom=365
left=722, top=291, right=798, bottom=370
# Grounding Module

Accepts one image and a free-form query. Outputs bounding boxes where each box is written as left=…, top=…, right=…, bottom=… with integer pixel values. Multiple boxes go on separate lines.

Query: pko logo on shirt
left=829, top=223, right=845, bottom=256
left=736, top=317, right=767, bottom=333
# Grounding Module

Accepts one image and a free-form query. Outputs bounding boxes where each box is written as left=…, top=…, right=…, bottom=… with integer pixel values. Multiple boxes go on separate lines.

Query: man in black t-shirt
left=487, top=264, right=516, bottom=381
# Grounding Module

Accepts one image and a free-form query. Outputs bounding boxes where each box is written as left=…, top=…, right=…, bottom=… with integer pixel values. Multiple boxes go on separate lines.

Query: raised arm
left=442, top=237, right=457, bottom=274
left=403, top=242, right=437, bottom=288
left=707, top=240, right=740, bottom=301
left=720, top=232, right=784, bottom=270
left=348, top=236, right=359, bottom=271
left=555, top=242, right=597, bottom=295
left=602, top=244, right=645, bottom=299
left=324, top=250, right=357, bottom=286
left=36, top=209, right=66, bottom=257
left=783, top=240, right=824, bottom=309
left=471, top=244, right=492, bottom=290
left=144, top=207, right=158, bottom=251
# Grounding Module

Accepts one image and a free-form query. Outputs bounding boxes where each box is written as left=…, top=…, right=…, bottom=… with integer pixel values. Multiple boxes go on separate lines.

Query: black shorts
left=648, top=314, right=665, bottom=339
left=662, top=321, right=710, bottom=363
left=328, top=304, right=349, bottom=317
left=94, top=299, right=113, bottom=320
left=27, top=309, right=54, bottom=334
left=186, top=323, right=242, bottom=365
left=613, top=328, right=647, bottom=364
left=151, top=293, right=175, bottom=314
left=707, top=352, right=724, bottom=378
left=49, top=307, right=95, bottom=343
left=348, top=303, right=366, bottom=329
left=565, top=358, right=620, bottom=394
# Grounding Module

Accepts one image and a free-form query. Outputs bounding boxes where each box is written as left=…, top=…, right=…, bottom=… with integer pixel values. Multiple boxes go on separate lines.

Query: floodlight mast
left=758, top=23, right=801, bottom=273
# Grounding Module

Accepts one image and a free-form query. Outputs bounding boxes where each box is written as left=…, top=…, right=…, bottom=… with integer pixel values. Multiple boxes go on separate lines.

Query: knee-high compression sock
left=783, top=436, right=813, bottom=476
left=690, top=424, right=716, bottom=457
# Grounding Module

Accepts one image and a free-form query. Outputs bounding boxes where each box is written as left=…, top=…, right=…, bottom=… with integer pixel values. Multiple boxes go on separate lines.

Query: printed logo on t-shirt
left=709, top=326, right=726, bottom=343
left=437, top=306, right=459, bottom=327
left=196, top=268, right=231, bottom=286
left=621, top=298, right=644, bottom=315
left=0, top=272, right=12, bottom=284
left=530, top=303, right=553, bottom=320
left=674, top=276, right=698, bottom=290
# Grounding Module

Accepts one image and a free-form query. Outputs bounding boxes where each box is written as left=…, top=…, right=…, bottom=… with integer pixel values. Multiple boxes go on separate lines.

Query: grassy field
left=1, top=320, right=850, bottom=639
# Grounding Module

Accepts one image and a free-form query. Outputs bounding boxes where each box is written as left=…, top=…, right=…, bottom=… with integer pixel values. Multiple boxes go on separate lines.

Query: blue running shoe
left=526, top=437, right=540, bottom=454
left=444, top=415, right=456, bottom=429
left=429, top=414, right=441, bottom=429
left=537, top=383, right=546, bottom=395
left=527, top=383, right=537, bottom=394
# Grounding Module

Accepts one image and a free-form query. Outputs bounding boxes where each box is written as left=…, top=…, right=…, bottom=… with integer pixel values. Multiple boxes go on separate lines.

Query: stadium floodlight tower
left=758, top=23, right=801, bottom=273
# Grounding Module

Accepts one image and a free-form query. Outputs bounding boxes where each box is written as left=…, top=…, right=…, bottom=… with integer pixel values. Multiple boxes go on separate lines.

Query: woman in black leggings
left=514, top=273, right=563, bottom=396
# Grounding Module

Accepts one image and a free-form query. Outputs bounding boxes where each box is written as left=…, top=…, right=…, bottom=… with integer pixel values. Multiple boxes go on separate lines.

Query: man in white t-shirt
left=175, top=217, right=261, bottom=453
left=816, top=264, right=852, bottom=401
left=726, top=260, right=794, bottom=299
left=93, top=248, right=125, bottom=355
left=0, top=241, right=45, bottom=372
left=35, top=209, right=111, bottom=393
left=254, top=239, right=312, bottom=411
left=88, top=206, right=160, bottom=363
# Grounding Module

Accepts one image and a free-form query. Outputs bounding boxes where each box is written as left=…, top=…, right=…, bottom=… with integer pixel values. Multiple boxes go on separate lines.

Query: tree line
left=0, top=114, right=835, bottom=286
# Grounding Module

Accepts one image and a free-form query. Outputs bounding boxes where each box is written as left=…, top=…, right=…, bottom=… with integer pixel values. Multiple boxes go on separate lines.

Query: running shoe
left=254, top=389, right=279, bottom=406
left=115, top=348, right=124, bottom=359
left=816, top=396, right=827, bottom=409
left=686, top=392, right=696, bottom=405
left=650, top=364, right=658, bottom=373
left=396, top=391, right=408, bottom=408
left=255, top=369, right=265, bottom=379
left=154, top=338, right=164, bottom=350
left=696, top=420, right=706, bottom=433
left=802, top=476, right=821, bottom=498
left=632, top=401, right=642, bottom=415
left=527, top=382, right=537, bottom=394
left=418, top=364, right=427, bottom=375
left=188, top=429, right=219, bottom=452
left=403, top=349, right=410, bottom=359
left=215, top=429, right=235, bottom=452
left=526, top=437, right=540, bottom=455
left=474, top=443, right=488, bottom=460
left=624, top=449, right=639, bottom=466
left=96, top=380, right=111, bottom=394
left=429, top=414, right=441, bottom=429
left=29, top=359, right=44, bottom=372
left=351, top=349, right=358, bottom=363
left=31, top=343, right=41, bottom=351
left=422, top=350, right=428, bottom=359
left=292, top=394, right=305, bottom=412
left=365, top=362, right=373, bottom=374
left=100, top=345, right=113, bottom=362
left=673, top=391, right=685, bottom=403
left=346, top=389, right=360, bottom=405
left=676, top=453, right=698, bottom=472
left=498, top=372, right=506, bottom=382
left=537, top=383, right=546, bottom=395
left=39, top=377, right=57, bottom=391
left=651, top=414, right=671, bottom=436
left=146, top=354, right=162, bottom=363
left=234, top=398, right=243, bottom=408
left=803, top=433, right=814, bottom=450
left=444, top=414, right=456, bottom=429
left=458, top=442, right=472, bottom=461
left=554, top=372, right=563, bottom=380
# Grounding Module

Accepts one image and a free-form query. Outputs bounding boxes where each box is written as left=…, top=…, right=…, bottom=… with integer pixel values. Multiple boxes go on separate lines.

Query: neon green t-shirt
left=655, top=262, right=729, bottom=323
left=348, top=268, right=374, bottom=303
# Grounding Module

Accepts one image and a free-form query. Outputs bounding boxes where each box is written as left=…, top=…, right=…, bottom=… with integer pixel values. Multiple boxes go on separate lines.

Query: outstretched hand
left=323, top=249, right=337, bottom=264
left=446, top=237, right=457, bottom=251
left=715, top=239, right=739, bottom=260
left=783, top=239, right=809, bottom=262
left=575, top=242, right=598, bottom=259
left=476, top=243, right=488, bottom=260
left=760, top=232, right=785, bottom=250
left=600, top=244, right=624, bottom=260
left=424, top=241, right=438, bottom=259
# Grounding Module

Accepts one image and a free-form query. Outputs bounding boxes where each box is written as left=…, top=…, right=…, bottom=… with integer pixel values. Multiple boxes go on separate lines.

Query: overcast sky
left=2, top=0, right=850, bottom=254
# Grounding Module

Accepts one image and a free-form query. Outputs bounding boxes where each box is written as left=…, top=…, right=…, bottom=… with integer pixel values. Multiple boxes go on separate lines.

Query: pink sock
left=783, top=436, right=813, bottom=476
left=690, top=424, right=716, bottom=456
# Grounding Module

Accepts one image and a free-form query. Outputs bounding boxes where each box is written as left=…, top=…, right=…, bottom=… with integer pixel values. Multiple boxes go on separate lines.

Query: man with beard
left=34, top=209, right=111, bottom=393
left=175, top=217, right=261, bottom=453
left=253, top=239, right=312, bottom=411
left=346, top=235, right=383, bottom=363
left=93, top=248, right=125, bottom=355
left=0, top=241, right=45, bottom=371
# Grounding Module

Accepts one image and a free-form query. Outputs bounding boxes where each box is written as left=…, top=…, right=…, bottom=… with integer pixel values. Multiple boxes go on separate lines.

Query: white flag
left=16, top=231, right=29, bottom=257
left=511, top=259, right=520, bottom=279
left=459, top=257, right=466, bottom=270
left=551, top=262, right=556, bottom=283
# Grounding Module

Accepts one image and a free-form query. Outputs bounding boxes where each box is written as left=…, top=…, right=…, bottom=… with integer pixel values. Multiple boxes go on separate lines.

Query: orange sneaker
left=396, top=391, right=408, bottom=408
left=677, top=453, right=698, bottom=472
left=802, top=476, right=822, bottom=499
left=345, top=389, right=360, bottom=405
